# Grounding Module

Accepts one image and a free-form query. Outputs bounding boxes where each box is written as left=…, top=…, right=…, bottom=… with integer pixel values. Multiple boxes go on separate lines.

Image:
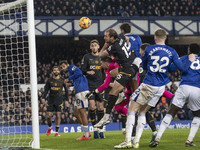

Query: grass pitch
left=34, top=129, right=199, bottom=150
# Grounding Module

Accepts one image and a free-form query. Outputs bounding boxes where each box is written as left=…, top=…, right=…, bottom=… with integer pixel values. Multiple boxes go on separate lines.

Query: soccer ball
left=79, top=17, right=91, bottom=29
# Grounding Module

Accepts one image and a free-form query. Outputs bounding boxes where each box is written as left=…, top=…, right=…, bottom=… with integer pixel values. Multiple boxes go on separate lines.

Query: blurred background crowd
left=33, top=0, right=200, bottom=17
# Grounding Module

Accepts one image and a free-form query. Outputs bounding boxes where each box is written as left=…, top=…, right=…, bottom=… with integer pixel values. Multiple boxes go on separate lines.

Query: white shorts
left=172, top=85, right=200, bottom=111
left=74, top=91, right=89, bottom=109
left=133, top=57, right=142, bottom=69
left=130, top=83, right=165, bottom=107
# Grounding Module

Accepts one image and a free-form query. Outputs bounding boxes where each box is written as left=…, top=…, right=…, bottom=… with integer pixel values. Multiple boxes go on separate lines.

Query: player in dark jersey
left=94, top=28, right=137, bottom=128
left=81, top=39, right=104, bottom=139
left=120, top=22, right=142, bottom=73
left=42, top=66, right=68, bottom=137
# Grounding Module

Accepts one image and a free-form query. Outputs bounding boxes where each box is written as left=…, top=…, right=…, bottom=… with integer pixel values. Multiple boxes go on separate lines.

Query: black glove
left=85, top=89, right=99, bottom=99
left=85, top=91, right=95, bottom=99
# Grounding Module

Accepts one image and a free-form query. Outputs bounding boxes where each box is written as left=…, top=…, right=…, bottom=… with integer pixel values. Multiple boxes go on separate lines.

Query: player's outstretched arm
left=99, top=43, right=109, bottom=58
left=42, top=79, right=50, bottom=100
left=97, top=73, right=112, bottom=92
left=173, top=54, right=194, bottom=72
left=109, top=68, right=118, bottom=77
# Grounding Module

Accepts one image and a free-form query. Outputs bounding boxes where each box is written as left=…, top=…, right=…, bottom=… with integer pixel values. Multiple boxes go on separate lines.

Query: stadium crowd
left=34, top=0, right=200, bottom=17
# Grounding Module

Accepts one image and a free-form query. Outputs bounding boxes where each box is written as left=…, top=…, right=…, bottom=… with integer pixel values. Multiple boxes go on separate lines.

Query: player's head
left=104, top=28, right=118, bottom=43
left=52, top=66, right=60, bottom=77
left=188, top=43, right=200, bottom=55
left=59, top=60, right=69, bottom=72
left=90, top=39, right=100, bottom=54
left=140, top=43, right=150, bottom=58
left=101, top=56, right=113, bottom=70
left=154, top=29, right=167, bottom=43
left=120, top=23, right=131, bottom=35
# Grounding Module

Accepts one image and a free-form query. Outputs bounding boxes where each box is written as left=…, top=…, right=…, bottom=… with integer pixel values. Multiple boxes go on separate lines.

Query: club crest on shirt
left=72, top=66, right=76, bottom=71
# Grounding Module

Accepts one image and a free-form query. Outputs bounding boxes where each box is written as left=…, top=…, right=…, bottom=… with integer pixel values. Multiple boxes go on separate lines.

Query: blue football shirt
left=142, top=44, right=191, bottom=86
left=68, top=65, right=89, bottom=93
left=125, top=34, right=142, bottom=58
left=169, top=55, right=200, bottom=88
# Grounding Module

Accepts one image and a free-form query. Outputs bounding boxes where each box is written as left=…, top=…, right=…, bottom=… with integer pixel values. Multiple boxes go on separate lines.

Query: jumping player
left=120, top=22, right=142, bottom=69
left=94, top=28, right=138, bottom=128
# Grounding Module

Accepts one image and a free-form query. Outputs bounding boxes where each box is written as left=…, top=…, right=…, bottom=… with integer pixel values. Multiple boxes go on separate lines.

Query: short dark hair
left=101, top=56, right=113, bottom=63
left=59, top=60, right=68, bottom=65
left=52, top=66, right=59, bottom=71
left=120, top=23, right=131, bottom=33
left=189, top=43, right=200, bottom=55
left=90, top=39, right=99, bottom=45
left=140, top=43, right=150, bottom=51
left=106, top=28, right=118, bottom=39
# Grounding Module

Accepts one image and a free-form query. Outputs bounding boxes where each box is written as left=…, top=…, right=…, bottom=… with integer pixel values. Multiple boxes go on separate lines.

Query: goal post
left=27, top=0, right=40, bottom=149
left=0, top=0, right=40, bottom=149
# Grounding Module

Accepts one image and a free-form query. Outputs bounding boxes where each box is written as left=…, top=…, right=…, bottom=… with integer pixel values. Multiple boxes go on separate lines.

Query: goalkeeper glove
left=85, top=89, right=99, bottom=99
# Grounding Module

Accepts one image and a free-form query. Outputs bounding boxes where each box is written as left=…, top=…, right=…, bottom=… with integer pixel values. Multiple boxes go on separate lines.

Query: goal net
left=0, top=0, right=39, bottom=148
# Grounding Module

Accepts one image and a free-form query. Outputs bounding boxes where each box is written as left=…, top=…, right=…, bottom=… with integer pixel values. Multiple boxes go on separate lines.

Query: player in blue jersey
left=120, top=22, right=142, bottom=93
left=60, top=60, right=90, bottom=140
left=114, top=29, right=196, bottom=149
left=120, top=22, right=142, bottom=69
left=120, top=22, right=142, bottom=135
left=150, top=43, right=200, bottom=148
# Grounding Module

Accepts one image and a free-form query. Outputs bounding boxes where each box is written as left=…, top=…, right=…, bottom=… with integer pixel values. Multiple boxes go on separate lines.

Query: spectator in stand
left=28, top=0, right=198, bottom=17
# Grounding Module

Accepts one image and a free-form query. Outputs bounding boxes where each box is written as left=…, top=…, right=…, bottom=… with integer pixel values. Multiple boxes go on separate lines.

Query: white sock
left=187, top=117, right=200, bottom=142
left=125, top=111, right=135, bottom=142
left=134, top=113, right=146, bottom=143
left=104, top=114, right=110, bottom=120
left=82, top=125, right=89, bottom=138
left=157, top=114, right=173, bottom=139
